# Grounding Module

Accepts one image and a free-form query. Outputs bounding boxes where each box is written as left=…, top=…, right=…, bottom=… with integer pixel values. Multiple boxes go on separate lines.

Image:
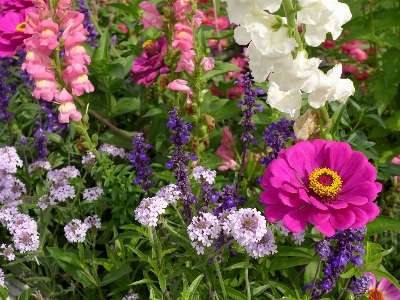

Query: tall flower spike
left=130, top=132, right=154, bottom=192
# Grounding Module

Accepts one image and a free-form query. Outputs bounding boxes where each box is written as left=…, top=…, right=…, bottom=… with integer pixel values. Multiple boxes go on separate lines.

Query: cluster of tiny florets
left=134, top=196, right=168, bottom=227
left=187, top=213, right=221, bottom=255
left=155, top=184, right=181, bottom=205
left=84, top=215, right=101, bottom=229
left=122, top=289, right=139, bottom=300
left=98, top=143, right=128, bottom=159
left=192, top=166, right=216, bottom=185
left=83, top=187, right=104, bottom=202
left=0, top=146, right=23, bottom=174
left=64, top=219, right=89, bottom=243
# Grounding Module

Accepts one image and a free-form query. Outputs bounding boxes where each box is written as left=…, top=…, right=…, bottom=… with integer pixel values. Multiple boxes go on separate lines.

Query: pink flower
left=348, top=48, right=368, bottom=61
left=365, top=272, right=400, bottom=300
left=64, top=32, right=91, bottom=65
left=215, top=17, right=229, bottom=30
left=173, top=0, right=192, bottom=17
left=0, top=0, right=34, bottom=11
left=31, top=66, right=59, bottom=101
left=0, top=9, right=32, bottom=57
left=167, top=79, right=193, bottom=103
left=172, top=23, right=193, bottom=52
left=117, top=24, right=128, bottom=33
left=55, top=0, right=72, bottom=21
left=139, top=1, right=163, bottom=30
left=208, top=38, right=228, bottom=52
left=391, top=155, right=400, bottom=192
left=32, top=0, right=50, bottom=19
left=175, top=50, right=195, bottom=74
left=324, top=40, right=336, bottom=49
left=35, top=18, right=60, bottom=50
left=341, top=40, right=365, bottom=54
left=62, top=64, right=94, bottom=96
left=132, top=36, right=169, bottom=85
left=216, top=127, right=239, bottom=171
left=200, top=57, right=214, bottom=71
left=62, top=11, right=88, bottom=38
left=355, top=71, right=371, bottom=81
left=193, top=9, right=204, bottom=28
left=342, top=64, right=359, bottom=75
left=260, top=139, right=382, bottom=237
left=56, top=88, right=82, bottom=123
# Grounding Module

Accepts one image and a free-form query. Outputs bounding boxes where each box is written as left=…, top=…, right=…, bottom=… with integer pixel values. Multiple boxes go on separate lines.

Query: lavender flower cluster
left=99, top=143, right=128, bottom=159
left=64, top=216, right=101, bottom=243
left=304, top=228, right=367, bottom=299
left=165, top=107, right=198, bottom=220
left=236, top=72, right=263, bottom=145
left=77, top=0, right=99, bottom=48
left=122, top=289, right=139, bottom=300
left=0, top=57, right=17, bottom=122
left=130, top=132, right=153, bottom=191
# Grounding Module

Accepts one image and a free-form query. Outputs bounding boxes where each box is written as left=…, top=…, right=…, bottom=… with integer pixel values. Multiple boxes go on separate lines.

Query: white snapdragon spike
left=222, top=0, right=271, bottom=24
left=269, top=51, right=322, bottom=92
left=234, top=10, right=297, bottom=57
left=297, top=0, right=352, bottom=46
left=303, top=64, right=355, bottom=108
left=267, top=82, right=302, bottom=119
left=246, top=43, right=294, bottom=82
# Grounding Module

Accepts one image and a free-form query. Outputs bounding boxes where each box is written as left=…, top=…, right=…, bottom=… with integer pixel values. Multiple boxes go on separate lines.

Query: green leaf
left=330, top=102, right=348, bottom=137
left=223, top=262, right=248, bottom=272
left=93, top=28, right=110, bottom=65
left=100, top=266, right=133, bottom=287
left=201, top=61, right=242, bottom=80
left=17, top=287, right=35, bottom=300
left=212, top=100, right=241, bottom=122
left=142, top=108, right=164, bottom=118
left=0, top=286, right=8, bottom=300
left=225, top=287, right=248, bottom=300
left=340, top=267, right=357, bottom=279
left=269, top=281, right=297, bottom=298
left=47, top=247, right=84, bottom=268
left=129, top=279, right=155, bottom=286
left=54, top=257, right=97, bottom=287
left=304, top=261, right=319, bottom=286
left=379, top=163, right=400, bottom=176
left=251, top=285, right=270, bottom=297
left=45, top=132, right=63, bottom=144
left=98, top=129, right=134, bottom=149
left=105, top=3, right=138, bottom=17
left=270, top=257, right=317, bottom=270
left=275, top=246, right=314, bottom=258
left=382, top=47, right=400, bottom=87
left=366, top=216, right=400, bottom=237
left=371, top=269, right=400, bottom=290
left=111, top=97, right=143, bottom=116
left=364, top=114, right=386, bottom=128
left=103, top=63, right=125, bottom=78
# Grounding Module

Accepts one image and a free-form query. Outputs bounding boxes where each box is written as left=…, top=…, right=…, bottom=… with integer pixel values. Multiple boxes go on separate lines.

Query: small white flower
left=0, top=146, right=23, bottom=174
left=156, top=184, right=181, bottom=205
left=134, top=196, right=168, bottom=227
left=192, top=166, right=217, bottom=185
left=267, top=81, right=302, bottom=120
left=64, top=219, right=88, bottom=243
left=187, top=213, right=221, bottom=254
left=227, top=208, right=267, bottom=247
left=245, top=228, right=277, bottom=258
left=223, top=0, right=271, bottom=24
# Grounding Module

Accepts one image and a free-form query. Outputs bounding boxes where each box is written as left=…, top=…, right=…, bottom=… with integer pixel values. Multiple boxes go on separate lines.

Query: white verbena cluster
left=83, top=187, right=104, bottom=202
left=98, top=143, right=128, bottom=159
left=134, top=196, right=169, bottom=227
left=0, top=244, right=15, bottom=261
left=155, top=183, right=181, bottom=205
left=28, top=159, right=52, bottom=174
left=223, top=0, right=354, bottom=119
left=84, top=215, right=101, bottom=229
left=47, top=166, right=80, bottom=182
left=122, top=289, right=139, bottom=300
left=0, top=268, right=4, bottom=288
left=0, top=146, right=23, bottom=174
left=275, top=220, right=306, bottom=245
left=0, top=175, right=26, bottom=205
left=192, top=166, right=217, bottom=185
left=187, top=212, right=221, bottom=255
left=64, top=219, right=89, bottom=243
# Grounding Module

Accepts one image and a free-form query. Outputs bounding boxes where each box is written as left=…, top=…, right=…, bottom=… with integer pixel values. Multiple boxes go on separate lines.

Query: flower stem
left=236, top=142, right=248, bottom=192
left=310, top=258, right=322, bottom=298
left=337, top=277, right=351, bottom=300
left=281, top=0, right=303, bottom=51
left=318, top=105, right=330, bottom=125
left=213, top=258, right=228, bottom=300
left=245, top=254, right=251, bottom=300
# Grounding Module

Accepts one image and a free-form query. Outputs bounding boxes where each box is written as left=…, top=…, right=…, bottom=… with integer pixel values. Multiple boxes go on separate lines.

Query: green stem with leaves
left=282, top=0, right=303, bottom=51
left=245, top=254, right=251, bottom=300
left=89, top=14, right=121, bottom=58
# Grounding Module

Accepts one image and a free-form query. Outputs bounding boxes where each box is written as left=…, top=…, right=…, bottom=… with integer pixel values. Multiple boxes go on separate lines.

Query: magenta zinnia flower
left=131, top=36, right=169, bottom=85
left=365, top=272, right=400, bottom=300
left=260, top=139, right=381, bottom=237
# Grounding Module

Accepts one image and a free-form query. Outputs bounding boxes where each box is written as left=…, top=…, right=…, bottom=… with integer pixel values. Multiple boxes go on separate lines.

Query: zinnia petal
left=329, top=209, right=355, bottom=230
left=315, top=220, right=336, bottom=237
left=282, top=207, right=312, bottom=232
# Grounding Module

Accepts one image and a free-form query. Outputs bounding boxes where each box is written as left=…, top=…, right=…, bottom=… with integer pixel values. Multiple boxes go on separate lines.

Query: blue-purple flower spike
left=130, top=132, right=154, bottom=192
left=237, top=72, right=263, bottom=145
left=165, top=107, right=198, bottom=221
left=77, top=0, right=99, bottom=48
left=260, top=117, right=296, bottom=167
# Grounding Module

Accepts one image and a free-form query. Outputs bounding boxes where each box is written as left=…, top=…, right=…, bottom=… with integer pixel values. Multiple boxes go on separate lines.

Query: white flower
left=134, top=196, right=168, bottom=227
left=297, top=0, right=352, bottom=46
left=227, top=208, right=267, bottom=247
left=246, top=43, right=294, bottom=82
left=303, top=64, right=354, bottom=108
left=156, top=184, right=181, bottom=205
left=244, top=228, right=277, bottom=258
left=223, top=0, right=271, bottom=24
left=234, top=10, right=297, bottom=57
left=269, top=51, right=322, bottom=92
left=64, top=219, right=88, bottom=243
left=192, top=166, right=217, bottom=185
left=267, top=81, right=302, bottom=119
left=187, top=213, right=221, bottom=254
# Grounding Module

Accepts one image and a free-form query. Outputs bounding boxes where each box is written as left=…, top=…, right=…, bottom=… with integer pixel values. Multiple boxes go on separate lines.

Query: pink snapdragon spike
left=0, top=8, right=32, bottom=57
left=31, top=67, right=59, bottom=101
left=139, top=1, right=163, bottom=30
left=132, top=36, right=169, bottom=85
left=56, top=89, right=82, bottom=123
left=260, top=140, right=381, bottom=237
left=167, top=79, right=193, bottom=103
left=193, top=9, right=204, bottom=28
left=63, top=64, right=94, bottom=96
left=365, top=272, right=400, bottom=300
left=172, top=23, right=193, bottom=52
left=348, top=48, right=368, bottom=61
left=200, top=57, right=215, bottom=71
left=342, top=40, right=365, bottom=53
left=36, top=18, right=60, bottom=50
left=173, top=0, right=192, bottom=16
left=64, top=32, right=91, bottom=65
left=175, top=50, right=195, bottom=74
left=32, top=0, right=50, bottom=19
left=55, top=0, right=72, bottom=21
left=216, top=127, right=238, bottom=171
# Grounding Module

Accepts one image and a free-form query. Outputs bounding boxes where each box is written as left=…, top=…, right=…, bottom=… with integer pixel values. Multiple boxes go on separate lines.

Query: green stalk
left=213, top=258, right=228, bottom=300
left=282, top=0, right=303, bottom=51
left=245, top=254, right=251, bottom=300
left=318, top=105, right=330, bottom=125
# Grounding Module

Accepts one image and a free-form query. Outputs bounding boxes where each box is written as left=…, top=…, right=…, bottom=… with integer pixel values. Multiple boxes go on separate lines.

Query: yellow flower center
left=59, top=102, right=75, bottom=114
left=142, top=40, right=153, bottom=49
left=368, top=289, right=384, bottom=300
left=16, top=22, right=26, bottom=32
left=308, top=168, right=342, bottom=204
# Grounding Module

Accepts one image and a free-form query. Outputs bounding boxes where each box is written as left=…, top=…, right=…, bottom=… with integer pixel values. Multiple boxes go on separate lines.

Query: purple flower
left=260, top=117, right=295, bottom=166
left=132, top=36, right=169, bottom=85
left=83, top=187, right=103, bottom=202
left=348, top=275, right=371, bottom=298
left=77, top=0, right=99, bottom=48
left=0, top=146, right=23, bottom=173
left=0, top=243, right=15, bottom=261
left=98, top=143, right=128, bottom=159
left=130, top=132, right=153, bottom=191
left=122, top=289, right=139, bottom=300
